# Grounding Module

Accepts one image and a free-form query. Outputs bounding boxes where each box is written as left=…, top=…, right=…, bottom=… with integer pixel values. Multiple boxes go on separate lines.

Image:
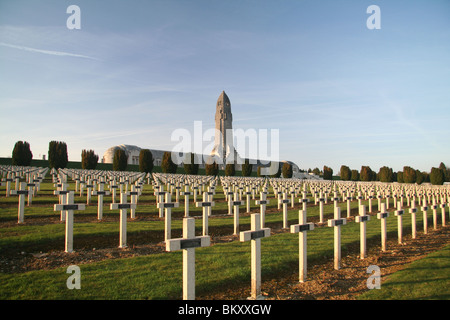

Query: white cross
left=9, top=182, right=29, bottom=224
left=255, top=192, right=269, bottom=229
left=299, top=198, right=308, bottom=212
left=245, top=187, right=252, bottom=213
left=85, top=180, right=94, bottom=205
left=440, top=202, right=446, bottom=227
left=327, top=206, right=346, bottom=270
left=196, top=192, right=215, bottom=236
left=346, top=195, right=353, bottom=218
left=318, top=196, right=325, bottom=224
left=279, top=192, right=290, bottom=229
left=166, top=217, right=210, bottom=300
left=110, top=193, right=137, bottom=248
left=2, top=173, right=13, bottom=197
left=232, top=193, right=242, bottom=235
left=26, top=182, right=35, bottom=206
left=240, top=213, right=271, bottom=300
left=394, top=201, right=404, bottom=244
left=154, top=187, right=167, bottom=218
left=409, top=199, right=418, bottom=239
left=355, top=205, right=370, bottom=259
left=377, top=203, right=389, bottom=251
left=431, top=200, right=438, bottom=230
left=54, top=183, right=70, bottom=221
left=128, top=185, right=139, bottom=219
left=421, top=197, right=428, bottom=235
left=109, top=182, right=118, bottom=204
left=157, top=192, right=179, bottom=242
left=227, top=191, right=234, bottom=215
left=290, top=208, right=314, bottom=282
left=180, top=185, right=192, bottom=217
left=54, top=191, right=86, bottom=253
left=368, top=194, right=374, bottom=213
left=92, top=183, right=110, bottom=221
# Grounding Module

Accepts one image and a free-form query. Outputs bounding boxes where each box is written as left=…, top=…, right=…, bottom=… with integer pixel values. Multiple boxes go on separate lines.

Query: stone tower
left=210, top=91, right=237, bottom=164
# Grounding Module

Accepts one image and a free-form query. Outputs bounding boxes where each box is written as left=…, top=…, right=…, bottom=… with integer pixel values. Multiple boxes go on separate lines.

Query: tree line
left=9, top=140, right=449, bottom=185
left=336, top=164, right=449, bottom=185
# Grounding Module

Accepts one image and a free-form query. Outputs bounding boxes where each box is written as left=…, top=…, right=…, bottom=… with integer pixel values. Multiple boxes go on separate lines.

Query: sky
left=1, top=0, right=449, bottom=174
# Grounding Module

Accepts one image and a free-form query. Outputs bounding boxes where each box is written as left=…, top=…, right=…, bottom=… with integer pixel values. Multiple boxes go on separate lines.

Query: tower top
left=217, top=91, right=231, bottom=108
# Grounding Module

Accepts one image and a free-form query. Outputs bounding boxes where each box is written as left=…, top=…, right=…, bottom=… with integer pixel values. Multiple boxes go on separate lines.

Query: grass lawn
left=358, top=244, right=450, bottom=300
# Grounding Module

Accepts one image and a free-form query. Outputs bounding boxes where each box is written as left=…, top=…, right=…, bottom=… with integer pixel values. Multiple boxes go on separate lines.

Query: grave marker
left=92, top=183, right=110, bottom=221
left=377, top=203, right=389, bottom=251
left=240, top=213, right=271, bottom=300
left=180, top=185, right=192, bottom=217
left=196, top=192, right=215, bottom=236
left=157, top=193, right=179, bottom=242
left=129, top=185, right=139, bottom=219
left=394, top=201, right=404, bottom=244
left=355, top=205, right=370, bottom=259
left=431, top=200, right=438, bottom=230
left=54, top=191, right=86, bottom=253
left=54, top=183, right=70, bottom=221
left=290, top=209, right=314, bottom=282
left=421, top=198, right=428, bottom=235
left=255, top=192, right=269, bottom=228
left=409, top=200, right=418, bottom=239
left=280, top=193, right=290, bottom=229
left=110, top=193, right=136, bottom=248
left=327, top=206, right=346, bottom=270
left=166, top=217, right=210, bottom=300
left=232, top=193, right=242, bottom=235
left=9, top=182, right=29, bottom=224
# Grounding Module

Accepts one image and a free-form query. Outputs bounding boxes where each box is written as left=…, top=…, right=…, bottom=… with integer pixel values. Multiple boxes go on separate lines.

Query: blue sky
left=1, top=0, right=449, bottom=173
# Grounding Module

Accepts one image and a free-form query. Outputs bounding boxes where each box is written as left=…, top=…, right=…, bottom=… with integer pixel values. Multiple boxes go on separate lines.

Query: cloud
left=0, top=42, right=100, bottom=60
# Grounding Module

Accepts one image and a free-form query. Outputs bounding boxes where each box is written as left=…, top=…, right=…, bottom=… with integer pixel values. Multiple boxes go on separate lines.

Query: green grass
left=0, top=178, right=448, bottom=299
left=358, top=244, right=450, bottom=300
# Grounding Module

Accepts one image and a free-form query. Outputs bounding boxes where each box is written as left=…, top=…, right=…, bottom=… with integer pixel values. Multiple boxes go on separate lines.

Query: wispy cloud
left=0, top=42, right=100, bottom=60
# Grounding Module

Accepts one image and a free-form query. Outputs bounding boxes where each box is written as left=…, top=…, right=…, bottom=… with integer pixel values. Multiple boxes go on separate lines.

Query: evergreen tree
left=241, top=158, right=253, bottom=177
left=113, top=148, right=128, bottom=171
left=403, top=166, right=416, bottom=184
left=340, top=165, right=351, bottom=181
left=81, top=149, right=99, bottom=170
left=11, top=141, right=33, bottom=166
left=271, top=162, right=282, bottom=178
left=351, top=169, right=359, bottom=181
left=397, top=171, right=404, bottom=183
left=438, top=162, right=450, bottom=182
left=430, top=167, right=445, bottom=185
left=225, top=163, right=236, bottom=176
left=139, top=149, right=154, bottom=173
left=415, top=169, right=424, bottom=185
left=184, top=153, right=199, bottom=175
left=205, top=161, right=219, bottom=176
left=48, top=141, right=68, bottom=169
left=161, top=151, right=177, bottom=174
left=282, top=162, right=293, bottom=178
left=360, top=166, right=374, bottom=182
left=323, top=165, right=333, bottom=180
left=378, top=166, right=394, bottom=183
